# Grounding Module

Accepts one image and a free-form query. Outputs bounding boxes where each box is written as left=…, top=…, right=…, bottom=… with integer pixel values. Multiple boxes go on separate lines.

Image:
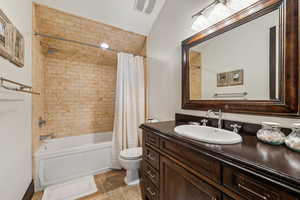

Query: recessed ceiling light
left=100, top=42, right=110, bottom=49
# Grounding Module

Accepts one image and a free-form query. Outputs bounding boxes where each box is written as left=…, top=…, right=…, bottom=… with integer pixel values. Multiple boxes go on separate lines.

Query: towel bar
left=0, top=77, right=40, bottom=95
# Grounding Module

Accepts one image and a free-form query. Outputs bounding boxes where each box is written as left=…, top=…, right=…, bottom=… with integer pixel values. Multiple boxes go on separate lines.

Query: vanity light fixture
left=192, top=0, right=228, bottom=31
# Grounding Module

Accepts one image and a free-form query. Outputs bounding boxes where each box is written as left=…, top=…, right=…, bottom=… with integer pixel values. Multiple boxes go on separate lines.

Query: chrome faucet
left=207, top=109, right=222, bottom=129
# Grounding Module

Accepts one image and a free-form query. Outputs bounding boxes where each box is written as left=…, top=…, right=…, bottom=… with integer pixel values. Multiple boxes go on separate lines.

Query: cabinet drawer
left=160, top=138, right=221, bottom=183
left=223, top=165, right=298, bottom=200
left=144, top=161, right=159, bottom=187
left=144, top=177, right=159, bottom=200
left=144, top=131, right=160, bottom=148
left=144, top=146, right=160, bottom=170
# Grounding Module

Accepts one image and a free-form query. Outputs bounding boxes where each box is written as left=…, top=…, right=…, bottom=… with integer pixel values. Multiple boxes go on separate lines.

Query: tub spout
left=40, top=133, right=54, bottom=141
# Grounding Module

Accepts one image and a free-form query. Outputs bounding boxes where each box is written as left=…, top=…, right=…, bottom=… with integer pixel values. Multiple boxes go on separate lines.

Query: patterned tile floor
left=32, top=170, right=142, bottom=200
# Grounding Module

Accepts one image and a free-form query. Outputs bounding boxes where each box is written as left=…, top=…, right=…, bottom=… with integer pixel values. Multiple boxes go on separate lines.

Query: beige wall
left=43, top=57, right=116, bottom=137
left=32, top=4, right=147, bottom=147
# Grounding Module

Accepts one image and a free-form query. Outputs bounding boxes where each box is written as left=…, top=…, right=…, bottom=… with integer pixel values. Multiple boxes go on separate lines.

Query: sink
left=174, top=125, right=242, bottom=145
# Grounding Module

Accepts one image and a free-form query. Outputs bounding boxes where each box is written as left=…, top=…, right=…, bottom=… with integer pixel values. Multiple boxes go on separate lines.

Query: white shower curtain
left=111, top=52, right=145, bottom=169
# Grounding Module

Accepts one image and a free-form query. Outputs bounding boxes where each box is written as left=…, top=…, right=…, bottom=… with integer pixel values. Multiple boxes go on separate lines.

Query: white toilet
left=119, top=147, right=143, bottom=185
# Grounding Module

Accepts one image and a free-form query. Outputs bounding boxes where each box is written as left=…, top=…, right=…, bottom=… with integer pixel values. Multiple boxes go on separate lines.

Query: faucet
left=207, top=109, right=222, bottom=129
left=38, top=117, right=46, bottom=128
left=40, top=133, right=55, bottom=141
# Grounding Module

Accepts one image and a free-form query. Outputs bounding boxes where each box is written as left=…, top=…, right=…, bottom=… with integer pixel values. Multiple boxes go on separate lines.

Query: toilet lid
left=120, top=147, right=142, bottom=160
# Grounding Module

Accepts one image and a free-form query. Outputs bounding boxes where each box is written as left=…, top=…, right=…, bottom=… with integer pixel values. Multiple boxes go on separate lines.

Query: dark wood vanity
left=140, top=114, right=300, bottom=200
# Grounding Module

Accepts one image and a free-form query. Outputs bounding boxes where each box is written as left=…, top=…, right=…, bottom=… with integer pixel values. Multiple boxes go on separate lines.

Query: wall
left=0, top=0, right=33, bottom=199
left=147, top=0, right=300, bottom=128
left=33, top=4, right=146, bottom=140
left=43, top=57, right=117, bottom=137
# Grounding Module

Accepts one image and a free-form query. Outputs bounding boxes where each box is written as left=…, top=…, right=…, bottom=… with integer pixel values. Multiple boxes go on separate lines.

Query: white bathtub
left=35, top=132, right=112, bottom=191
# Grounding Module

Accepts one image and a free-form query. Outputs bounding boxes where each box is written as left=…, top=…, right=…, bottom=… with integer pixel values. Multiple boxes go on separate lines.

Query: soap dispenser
left=286, top=123, right=300, bottom=152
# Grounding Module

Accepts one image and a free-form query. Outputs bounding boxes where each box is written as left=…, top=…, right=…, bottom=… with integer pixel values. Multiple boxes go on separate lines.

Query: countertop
left=140, top=121, right=300, bottom=192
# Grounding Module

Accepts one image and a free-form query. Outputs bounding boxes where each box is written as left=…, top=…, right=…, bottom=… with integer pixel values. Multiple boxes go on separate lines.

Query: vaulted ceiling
left=35, top=0, right=166, bottom=36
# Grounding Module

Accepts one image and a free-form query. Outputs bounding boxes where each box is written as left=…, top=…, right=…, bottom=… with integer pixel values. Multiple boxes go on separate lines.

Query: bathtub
left=35, top=132, right=112, bottom=191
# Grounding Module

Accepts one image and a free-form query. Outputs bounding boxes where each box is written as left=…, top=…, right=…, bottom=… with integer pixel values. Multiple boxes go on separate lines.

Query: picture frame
left=11, top=27, right=24, bottom=67
left=217, top=72, right=229, bottom=87
left=228, top=69, right=244, bottom=86
left=0, top=9, right=13, bottom=60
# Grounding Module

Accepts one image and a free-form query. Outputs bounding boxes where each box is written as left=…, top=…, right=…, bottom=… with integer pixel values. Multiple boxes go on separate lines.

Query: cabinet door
left=160, top=156, right=221, bottom=200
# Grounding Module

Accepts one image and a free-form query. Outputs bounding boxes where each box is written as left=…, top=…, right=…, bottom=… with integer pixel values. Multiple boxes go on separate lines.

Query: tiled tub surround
left=32, top=3, right=147, bottom=194
left=32, top=3, right=147, bottom=142
left=32, top=170, right=142, bottom=200
left=43, top=58, right=117, bottom=136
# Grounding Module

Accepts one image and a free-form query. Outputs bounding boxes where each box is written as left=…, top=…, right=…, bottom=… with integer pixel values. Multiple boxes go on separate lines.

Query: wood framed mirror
left=182, top=0, right=299, bottom=117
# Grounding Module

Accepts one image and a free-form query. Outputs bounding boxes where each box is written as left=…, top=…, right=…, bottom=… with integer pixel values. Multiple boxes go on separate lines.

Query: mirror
left=189, top=9, right=280, bottom=101
left=182, top=0, right=299, bottom=117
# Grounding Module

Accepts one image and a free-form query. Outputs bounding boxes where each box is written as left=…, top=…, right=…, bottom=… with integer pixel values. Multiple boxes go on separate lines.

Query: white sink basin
left=174, top=125, right=242, bottom=145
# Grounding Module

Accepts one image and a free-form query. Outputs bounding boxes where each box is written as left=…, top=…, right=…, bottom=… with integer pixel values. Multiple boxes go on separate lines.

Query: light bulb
left=207, top=2, right=233, bottom=24
left=228, top=0, right=259, bottom=12
left=100, top=42, right=109, bottom=49
left=192, top=15, right=211, bottom=31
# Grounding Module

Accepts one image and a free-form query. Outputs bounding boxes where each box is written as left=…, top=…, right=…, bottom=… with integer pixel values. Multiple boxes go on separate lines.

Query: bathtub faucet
left=40, top=133, right=55, bottom=141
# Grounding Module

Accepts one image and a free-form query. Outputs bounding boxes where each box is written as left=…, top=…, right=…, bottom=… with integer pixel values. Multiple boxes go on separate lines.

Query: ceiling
left=35, top=0, right=166, bottom=36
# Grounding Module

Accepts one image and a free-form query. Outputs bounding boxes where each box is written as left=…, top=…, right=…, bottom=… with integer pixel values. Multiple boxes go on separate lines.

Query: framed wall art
left=0, top=9, right=25, bottom=68
left=0, top=9, right=13, bottom=60
left=11, top=27, right=24, bottom=67
left=217, top=72, right=229, bottom=87
left=229, top=69, right=244, bottom=86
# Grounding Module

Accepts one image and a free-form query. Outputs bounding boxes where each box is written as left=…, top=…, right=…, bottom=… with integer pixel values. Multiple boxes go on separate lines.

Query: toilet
left=119, top=147, right=143, bottom=185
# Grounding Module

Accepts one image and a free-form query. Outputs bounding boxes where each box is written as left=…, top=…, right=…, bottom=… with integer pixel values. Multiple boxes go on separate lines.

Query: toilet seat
left=120, top=147, right=142, bottom=160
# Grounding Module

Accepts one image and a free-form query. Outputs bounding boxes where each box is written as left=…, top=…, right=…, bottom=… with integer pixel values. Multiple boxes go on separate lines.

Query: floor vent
left=135, top=0, right=156, bottom=14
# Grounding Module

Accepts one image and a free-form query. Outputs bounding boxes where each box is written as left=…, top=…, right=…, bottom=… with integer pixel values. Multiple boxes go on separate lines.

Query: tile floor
left=32, top=170, right=142, bottom=200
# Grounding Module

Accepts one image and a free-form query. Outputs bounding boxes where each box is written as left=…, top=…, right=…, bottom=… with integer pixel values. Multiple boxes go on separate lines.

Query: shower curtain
left=111, top=52, right=145, bottom=169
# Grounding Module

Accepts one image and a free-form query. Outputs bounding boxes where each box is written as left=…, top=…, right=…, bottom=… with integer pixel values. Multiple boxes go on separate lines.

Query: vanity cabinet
left=141, top=124, right=300, bottom=200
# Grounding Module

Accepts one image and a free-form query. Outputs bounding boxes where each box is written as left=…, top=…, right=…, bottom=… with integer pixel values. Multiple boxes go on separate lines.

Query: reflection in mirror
left=189, top=9, right=280, bottom=101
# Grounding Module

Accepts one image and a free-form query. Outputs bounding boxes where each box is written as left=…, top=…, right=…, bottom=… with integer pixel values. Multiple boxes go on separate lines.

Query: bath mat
left=42, top=176, right=97, bottom=200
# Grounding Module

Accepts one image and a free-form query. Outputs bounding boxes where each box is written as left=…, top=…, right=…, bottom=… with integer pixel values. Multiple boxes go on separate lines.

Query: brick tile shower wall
left=34, top=4, right=146, bottom=138
left=44, top=58, right=116, bottom=137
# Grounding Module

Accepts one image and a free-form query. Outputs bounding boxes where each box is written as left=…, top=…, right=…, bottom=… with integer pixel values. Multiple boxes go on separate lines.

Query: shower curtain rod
left=34, top=32, right=146, bottom=58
